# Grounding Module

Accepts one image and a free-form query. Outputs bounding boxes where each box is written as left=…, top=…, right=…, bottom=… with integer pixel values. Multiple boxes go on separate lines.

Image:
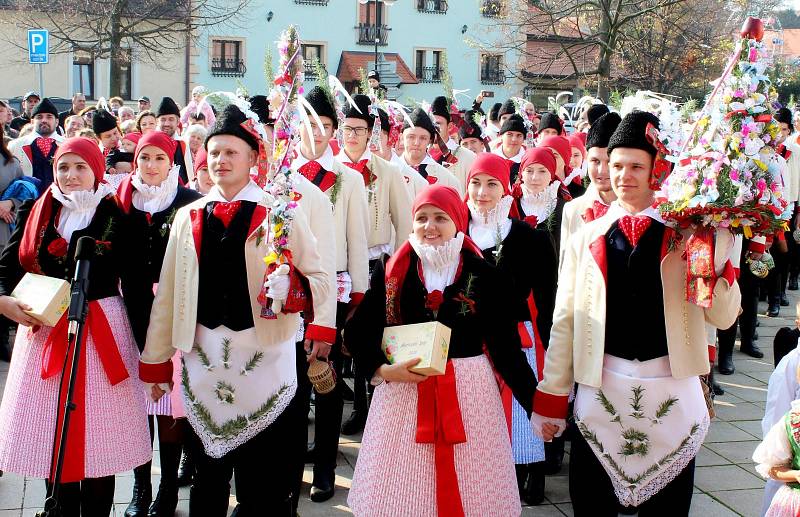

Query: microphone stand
left=38, top=237, right=94, bottom=517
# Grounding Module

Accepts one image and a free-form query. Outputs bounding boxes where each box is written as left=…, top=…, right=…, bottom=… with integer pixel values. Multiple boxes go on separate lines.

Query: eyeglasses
left=342, top=126, right=370, bottom=137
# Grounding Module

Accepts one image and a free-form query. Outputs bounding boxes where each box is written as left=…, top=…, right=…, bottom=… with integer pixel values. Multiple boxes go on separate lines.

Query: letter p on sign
left=28, top=29, right=49, bottom=64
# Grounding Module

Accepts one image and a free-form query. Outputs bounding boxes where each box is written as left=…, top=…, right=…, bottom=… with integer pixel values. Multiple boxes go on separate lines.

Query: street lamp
left=359, top=0, right=395, bottom=78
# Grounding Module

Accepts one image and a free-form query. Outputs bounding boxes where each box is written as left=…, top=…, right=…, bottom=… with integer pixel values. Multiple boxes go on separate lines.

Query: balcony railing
left=480, top=68, right=504, bottom=84
left=211, top=57, right=246, bottom=77
left=481, top=0, right=503, bottom=17
left=417, top=0, right=448, bottom=13
left=416, top=66, right=443, bottom=83
left=303, top=61, right=319, bottom=79
left=356, top=23, right=389, bottom=46
left=294, top=0, right=328, bottom=4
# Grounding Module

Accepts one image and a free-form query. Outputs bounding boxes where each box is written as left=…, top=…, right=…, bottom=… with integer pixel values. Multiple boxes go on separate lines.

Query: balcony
left=211, top=58, right=246, bottom=77
left=481, top=68, right=504, bottom=84
left=294, top=0, right=328, bottom=4
left=481, top=0, right=503, bottom=17
left=303, top=61, right=319, bottom=79
left=417, top=0, right=447, bottom=13
left=357, top=23, right=389, bottom=46
left=416, top=66, right=443, bottom=83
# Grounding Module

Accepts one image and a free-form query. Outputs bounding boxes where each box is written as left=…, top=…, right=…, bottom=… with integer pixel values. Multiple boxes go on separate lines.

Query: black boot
left=782, top=293, right=791, bottom=307
left=341, top=410, right=367, bottom=435
left=790, top=276, right=799, bottom=291
left=148, top=443, right=181, bottom=517
left=176, top=449, right=194, bottom=488
left=740, top=341, right=764, bottom=359
left=543, top=438, right=564, bottom=475
left=717, top=340, right=735, bottom=375
left=514, top=464, right=527, bottom=497
left=310, top=468, right=335, bottom=503
left=523, top=462, right=546, bottom=506
left=768, top=302, right=780, bottom=317
left=125, top=462, right=152, bottom=517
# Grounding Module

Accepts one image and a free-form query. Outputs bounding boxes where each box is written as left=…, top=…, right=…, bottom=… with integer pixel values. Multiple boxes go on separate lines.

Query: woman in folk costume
left=512, top=147, right=571, bottom=255
left=345, top=184, right=548, bottom=517
left=0, top=137, right=151, bottom=515
left=463, top=153, right=557, bottom=505
left=139, top=104, right=329, bottom=514
left=540, top=135, right=586, bottom=199
left=117, top=130, right=202, bottom=517
left=534, top=111, right=740, bottom=515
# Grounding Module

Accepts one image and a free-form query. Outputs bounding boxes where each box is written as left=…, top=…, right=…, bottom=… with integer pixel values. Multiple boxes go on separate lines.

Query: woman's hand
left=0, top=295, right=42, bottom=327
left=151, top=384, right=166, bottom=402
left=377, top=358, right=428, bottom=384
left=0, top=200, right=14, bottom=224
left=541, top=423, right=560, bottom=442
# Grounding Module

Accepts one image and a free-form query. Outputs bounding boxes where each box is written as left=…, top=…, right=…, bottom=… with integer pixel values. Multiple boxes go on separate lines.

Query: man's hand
left=304, top=338, right=332, bottom=363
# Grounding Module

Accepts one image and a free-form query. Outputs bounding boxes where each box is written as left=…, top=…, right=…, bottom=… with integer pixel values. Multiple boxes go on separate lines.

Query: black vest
left=604, top=220, right=669, bottom=361
left=509, top=162, right=521, bottom=186
left=173, top=141, right=188, bottom=184
left=196, top=201, right=256, bottom=331
left=29, top=138, right=57, bottom=191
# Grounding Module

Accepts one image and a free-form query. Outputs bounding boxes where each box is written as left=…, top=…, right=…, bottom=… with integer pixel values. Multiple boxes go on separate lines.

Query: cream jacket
left=391, top=151, right=429, bottom=199
left=559, top=184, right=607, bottom=268
left=536, top=212, right=741, bottom=415
left=364, top=153, right=413, bottom=251
left=140, top=190, right=330, bottom=366
left=446, top=146, right=476, bottom=189
left=9, top=132, right=66, bottom=177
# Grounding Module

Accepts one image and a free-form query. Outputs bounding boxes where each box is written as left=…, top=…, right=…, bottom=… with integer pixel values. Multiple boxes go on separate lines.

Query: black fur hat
left=92, top=109, right=118, bottom=135
left=377, top=108, right=391, bottom=134
left=499, top=114, right=526, bottom=135
left=459, top=111, right=483, bottom=141
left=31, top=98, right=58, bottom=118
left=607, top=111, right=661, bottom=157
left=205, top=104, right=260, bottom=151
left=775, top=107, right=794, bottom=132
left=403, top=108, right=436, bottom=139
left=586, top=112, right=622, bottom=150
left=343, top=94, right=373, bottom=126
left=431, top=96, right=451, bottom=123
left=498, top=99, right=517, bottom=118
left=488, top=102, right=502, bottom=122
left=538, top=112, right=562, bottom=134
left=305, top=86, right=338, bottom=128
left=156, top=97, right=181, bottom=118
left=248, top=95, right=274, bottom=125
left=586, top=104, right=610, bottom=126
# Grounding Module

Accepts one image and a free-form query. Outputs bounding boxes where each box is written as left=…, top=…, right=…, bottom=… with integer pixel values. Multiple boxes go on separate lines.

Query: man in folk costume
left=459, top=111, right=488, bottom=155
left=9, top=98, right=64, bottom=189
left=779, top=109, right=800, bottom=291
left=374, top=108, right=429, bottom=199
left=155, top=97, right=193, bottom=184
left=535, top=111, right=741, bottom=515
left=399, top=108, right=463, bottom=194
left=586, top=104, right=610, bottom=127
left=559, top=112, right=621, bottom=267
left=493, top=113, right=527, bottom=185
left=92, top=109, right=122, bottom=157
left=291, top=85, right=370, bottom=502
left=537, top=112, right=564, bottom=141
left=488, top=99, right=518, bottom=150
left=336, top=94, right=413, bottom=436
left=773, top=107, right=800, bottom=305
left=139, top=104, right=329, bottom=514
left=428, top=95, right=476, bottom=188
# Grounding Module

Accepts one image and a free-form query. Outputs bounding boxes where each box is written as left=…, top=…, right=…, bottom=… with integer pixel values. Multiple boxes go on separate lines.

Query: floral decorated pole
left=656, top=17, right=789, bottom=307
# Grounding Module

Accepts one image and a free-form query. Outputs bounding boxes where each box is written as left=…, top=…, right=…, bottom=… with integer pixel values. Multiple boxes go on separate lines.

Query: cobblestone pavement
left=0, top=295, right=793, bottom=516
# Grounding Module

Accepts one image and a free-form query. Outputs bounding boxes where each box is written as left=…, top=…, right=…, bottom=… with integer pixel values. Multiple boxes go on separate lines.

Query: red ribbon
left=416, top=361, right=466, bottom=517
left=42, top=301, right=129, bottom=483
left=684, top=227, right=715, bottom=308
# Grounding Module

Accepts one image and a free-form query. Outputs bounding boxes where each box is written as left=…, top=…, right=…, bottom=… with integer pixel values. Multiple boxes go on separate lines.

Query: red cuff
left=139, top=360, right=173, bottom=383
left=717, top=260, right=736, bottom=287
left=777, top=232, right=787, bottom=242
left=349, top=292, right=365, bottom=308
left=708, top=344, right=717, bottom=362
left=282, top=263, right=314, bottom=318
left=748, top=241, right=766, bottom=254
left=533, top=389, right=569, bottom=419
left=305, top=324, right=337, bottom=344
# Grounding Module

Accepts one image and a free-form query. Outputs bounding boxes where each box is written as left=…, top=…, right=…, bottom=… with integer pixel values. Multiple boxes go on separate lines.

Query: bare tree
left=0, top=0, right=251, bottom=97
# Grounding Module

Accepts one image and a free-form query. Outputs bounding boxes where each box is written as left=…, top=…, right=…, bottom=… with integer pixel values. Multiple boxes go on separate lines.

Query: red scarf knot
left=425, top=290, right=444, bottom=311
left=47, top=237, right=69, bottom=258
left=35, top=137, right=55, bottom=156
left=618, top=215, right=652, bottom=247
left=344, top=158, right=372, bottom=186
left=212, top=201, right=242, bottom=229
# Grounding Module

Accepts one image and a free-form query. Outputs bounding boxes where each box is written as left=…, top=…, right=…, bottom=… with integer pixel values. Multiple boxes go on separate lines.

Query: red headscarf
left=538, top=135, right=572, bottom=175
left=385, top=185, right=482, bottom=324
left=465, top=152, right=520, bottom=218
left=118, top=131, right=177, bottom=213
left=194, top=147, right=208, bottom=177
left=515, top=147, right=571, bottom=201
left=122, top=132, right=142, bottom=146
left=568, top=134, right=587, bottom=161
left=19, top=137, right=109, bottom=273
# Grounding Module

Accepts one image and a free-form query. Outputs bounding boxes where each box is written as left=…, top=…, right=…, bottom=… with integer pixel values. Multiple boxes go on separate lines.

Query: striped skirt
left=348, top=355, right=521, bottom=517
left=511, top=346, right=545, bottom=464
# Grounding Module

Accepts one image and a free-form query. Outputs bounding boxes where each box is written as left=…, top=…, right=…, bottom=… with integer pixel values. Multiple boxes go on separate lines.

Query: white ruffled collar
left=467, top=195, right=513, bottom=251
left=519, top=182, right=560, bottom=223
left=408, top=232, right=464, bottom=293
left=50, top=182, right=115, bottom=242
left=132, top=165, right=180, bottom=214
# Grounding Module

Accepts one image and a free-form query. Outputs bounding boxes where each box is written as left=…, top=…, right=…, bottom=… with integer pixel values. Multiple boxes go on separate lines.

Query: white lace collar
left=50, top=182, right=115, bottom=242
left=408, top=232, right=464, bottom=293
left=132, top=165, right=180, bottom=215
left=520, top=182, right=560, bottom=223
left=468, top=195, right=514, bottom=251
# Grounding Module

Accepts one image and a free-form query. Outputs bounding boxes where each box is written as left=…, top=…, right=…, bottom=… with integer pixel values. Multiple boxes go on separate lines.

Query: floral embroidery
left=386, top=276, right=399, bottom=324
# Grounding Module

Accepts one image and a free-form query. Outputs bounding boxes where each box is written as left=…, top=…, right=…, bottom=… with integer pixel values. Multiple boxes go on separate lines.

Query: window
left=480, top=54, right=504, bottom=84
left=481, top=0, right=504, bottom=17
left=302, top=44, right=325, bottom=78
left=415, top=49, right=444, bottom=83
left=357, top=1, right=389, bottom=45
left=73, top=49, right=94, bottom=99
left=417, top=0, right=447, bottom=13
left=211, top=39, right=246, bottom=77
left=117, top=48, right=132, bottom=100
left=294, top=0, right=328, bottom=4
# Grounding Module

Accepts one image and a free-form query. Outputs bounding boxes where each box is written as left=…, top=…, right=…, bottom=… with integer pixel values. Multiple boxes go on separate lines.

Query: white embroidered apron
left=181, top=324, right=298, bottom=458
left=574, top=354, right=709, bottom=508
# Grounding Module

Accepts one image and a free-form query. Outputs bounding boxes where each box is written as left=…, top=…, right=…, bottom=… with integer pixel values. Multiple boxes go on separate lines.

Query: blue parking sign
left=28, top=29, right=49, bottom=64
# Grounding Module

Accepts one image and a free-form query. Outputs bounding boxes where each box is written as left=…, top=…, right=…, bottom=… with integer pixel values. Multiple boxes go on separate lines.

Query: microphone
left=67, top=236, right=95, bottom=337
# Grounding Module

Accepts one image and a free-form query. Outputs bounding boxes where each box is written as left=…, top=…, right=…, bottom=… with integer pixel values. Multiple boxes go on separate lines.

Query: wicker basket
left=307, top=359, right=336, bottom=395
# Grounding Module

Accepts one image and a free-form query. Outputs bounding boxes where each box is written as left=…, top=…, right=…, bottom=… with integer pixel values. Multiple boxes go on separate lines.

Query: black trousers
left=720, top=261, right=759, bottom=350
left=188, top=370, right=307, bottom=516
left=45, top=476, right=115, bottom=517
left=768, top=241, right=789, bottom=303
left=569, top=427, right=695, bottom=517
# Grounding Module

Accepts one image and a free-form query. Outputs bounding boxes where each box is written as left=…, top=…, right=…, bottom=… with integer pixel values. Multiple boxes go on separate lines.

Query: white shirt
left=492, top=146, right=525, bottom=163
left=206, top=180, right=265, bottom=204
left=293, top=144, right=335, bottom=172
left=606, top=200, right=665, bottom=223
left=337, top=148, right=371, bottom=165
left=467, top=195, right=513, bottom=250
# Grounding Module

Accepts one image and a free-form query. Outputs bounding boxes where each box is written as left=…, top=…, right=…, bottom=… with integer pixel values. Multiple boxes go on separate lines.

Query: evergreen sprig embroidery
left=629, top=385, right=645, bottom=419
left=596, top=390, right=621, bottom=425
left=214, top=380, right=236, bottom=404
left=241, top=351, right=264, bottom=376
left=159, top=208, right=178, bottom=237
left=95, top=217, right=115, bottom=255
left=221, top=338, right=232, bottom=369
left=193, top=342, right=214, bottom=371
